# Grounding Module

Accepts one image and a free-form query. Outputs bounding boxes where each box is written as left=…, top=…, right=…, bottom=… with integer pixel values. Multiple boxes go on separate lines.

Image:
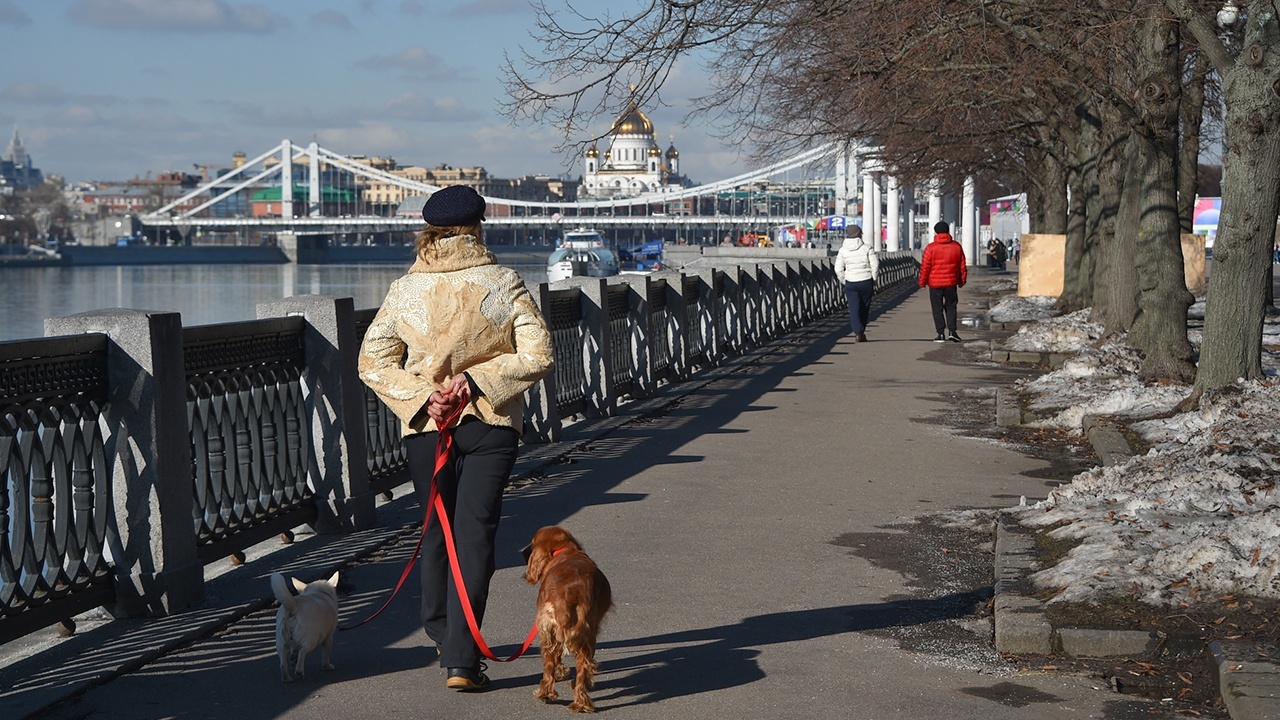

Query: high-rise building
left=1, top=127, right=45, bottom=190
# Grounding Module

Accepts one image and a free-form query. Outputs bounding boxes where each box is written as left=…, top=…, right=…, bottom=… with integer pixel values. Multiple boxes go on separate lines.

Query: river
left=0, top=263, right=549, bottom=343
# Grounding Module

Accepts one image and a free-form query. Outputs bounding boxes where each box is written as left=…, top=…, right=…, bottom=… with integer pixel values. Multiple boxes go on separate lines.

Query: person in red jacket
left=918, top=221, right=968, bottom=342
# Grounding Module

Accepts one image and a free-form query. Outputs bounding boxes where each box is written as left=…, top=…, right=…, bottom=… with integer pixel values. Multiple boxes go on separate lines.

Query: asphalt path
left=18, top=271, right=1186, bottom=719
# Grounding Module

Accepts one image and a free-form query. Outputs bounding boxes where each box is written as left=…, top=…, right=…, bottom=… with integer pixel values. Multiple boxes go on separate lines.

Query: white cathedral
left=581, top=103, right=689, bottom=198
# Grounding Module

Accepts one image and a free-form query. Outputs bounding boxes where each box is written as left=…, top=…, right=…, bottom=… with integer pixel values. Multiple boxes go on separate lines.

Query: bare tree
left=1166, top=0, right=1280, bottom=393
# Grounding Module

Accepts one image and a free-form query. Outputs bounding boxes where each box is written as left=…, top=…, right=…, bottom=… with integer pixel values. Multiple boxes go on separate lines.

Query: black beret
left=933, top=221, right=950, bottom=234
left=422, top=185, right=486, bottom=226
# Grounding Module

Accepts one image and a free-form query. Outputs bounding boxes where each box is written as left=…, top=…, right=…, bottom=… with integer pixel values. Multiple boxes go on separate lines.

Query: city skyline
left=0, top=0, right=750, bottom=186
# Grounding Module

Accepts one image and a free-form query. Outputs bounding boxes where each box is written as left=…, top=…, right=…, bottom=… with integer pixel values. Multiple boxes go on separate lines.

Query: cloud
left=447, top=0, right=530, bottom=17
left=355, top=46, right=459, bottom=80
left=398, top=0, right=423, bottom=16
left=315, top=121, right=420, bottom=157
left=310, top=9, right=354, bottom=31
left=223, top=101, right=353, bottom=129
left=68, top=0, right=288, bottom=34
left=0, top=0, right=31, bottom=25
left=1, top=82, right=70, bottom=105
left=49, top=105, right=105, bottom=127
left=381, top=92, right=480, bottom=122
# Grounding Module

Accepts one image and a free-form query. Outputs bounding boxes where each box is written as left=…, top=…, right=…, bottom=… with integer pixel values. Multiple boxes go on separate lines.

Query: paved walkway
left=3, top=270, right=1178, bottom=719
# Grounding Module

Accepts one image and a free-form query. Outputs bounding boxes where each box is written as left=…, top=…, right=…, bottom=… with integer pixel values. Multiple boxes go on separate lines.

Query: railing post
left=694, top=268, right=722, bottom=365
left=45, top=310, right=202, bottom=617
left=721, top=265, right=745, bottom=355
left=658, top=271, right=691, bottom=379
left=618, top=274, right=656, bottom=397
left=525, top=282, right=563, bottom=442
left=256, top=295, right=375, bottom=532
left=568, top=277, right=615, bottom=416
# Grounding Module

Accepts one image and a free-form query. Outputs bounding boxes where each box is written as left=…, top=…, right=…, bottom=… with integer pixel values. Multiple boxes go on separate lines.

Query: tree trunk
left=1128, top=13, right=1195, bottom=383
left=1101, top=134, right=1142, bottom=335
left=1062, top=104, right=1099, bottom=312
left=1178, top=51, right=1207, bottom=233
left=1040, top=150, right=1069, bottom=235
left=1195, top=41, right=1280, bottom=389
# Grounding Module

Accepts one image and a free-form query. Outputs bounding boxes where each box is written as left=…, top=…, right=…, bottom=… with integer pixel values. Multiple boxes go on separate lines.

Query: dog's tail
left=270, top=572, right=299, bottom=610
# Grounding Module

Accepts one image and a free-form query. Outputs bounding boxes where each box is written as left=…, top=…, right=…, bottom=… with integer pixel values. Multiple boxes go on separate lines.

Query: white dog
left=271, top=571, right=340, bottom=682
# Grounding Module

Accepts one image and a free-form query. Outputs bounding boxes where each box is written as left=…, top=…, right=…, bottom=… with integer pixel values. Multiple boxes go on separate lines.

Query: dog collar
left=552, top=548, right=567, bottom=557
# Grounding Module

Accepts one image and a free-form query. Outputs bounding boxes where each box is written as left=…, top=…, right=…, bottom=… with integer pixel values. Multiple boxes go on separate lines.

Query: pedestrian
left=358, top=185, right=554, bottom=692
left=919, top=221, right=968, bottom=343
left=1012, top=237, right=1021, bottom=265
left=986, top=238, right=999, bottom=268
left=995, top=237, right=1008, bottom=270
left=834, top=223, right=879, bottom=342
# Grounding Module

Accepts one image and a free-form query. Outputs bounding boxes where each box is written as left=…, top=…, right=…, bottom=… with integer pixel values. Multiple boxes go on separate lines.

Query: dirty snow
left=992, top=292, right=1280, bottom=604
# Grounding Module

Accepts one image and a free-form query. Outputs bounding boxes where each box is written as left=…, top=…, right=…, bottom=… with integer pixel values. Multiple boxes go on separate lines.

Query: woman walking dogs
left=834, top=224, right=879, bottom=342
left=918, top=221, right=967, bottom=343
left=358, top=185, right=554, bottom=692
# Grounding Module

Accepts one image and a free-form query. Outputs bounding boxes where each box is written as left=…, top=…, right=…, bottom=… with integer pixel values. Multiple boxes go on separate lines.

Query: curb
left=988, top=347, right=1072, bottom=367
left=1211, top=640, right=1280, bottom=720
left=991, top=386, right=1280, bottom=720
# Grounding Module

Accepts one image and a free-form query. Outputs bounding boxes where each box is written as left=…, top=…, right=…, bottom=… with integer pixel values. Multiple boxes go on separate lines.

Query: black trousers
left=406, top=419, right=519, bottom=671
left=928, top=285, right=959, bottom=335
left=842, top=279, right=874, bottom=335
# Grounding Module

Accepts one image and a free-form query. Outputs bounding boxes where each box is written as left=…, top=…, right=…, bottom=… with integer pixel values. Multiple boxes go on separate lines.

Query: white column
left=871, top=176, right=882, bottom=249
left=308, top=142, right=321, bottom=218
left=961, top=176, right=977, bottom=265
left=903, top=184, right=916, bottom=249
left=280, top=139, right=293, bottom=220
left=845, top=153, right=860, bottom=218
left=861, top=170, right=875, bottom=232
left=835, top=145, right=851, bottom=217
left=885, top=175, right=901, bottom=252
left=927, top=181, right=942, bottom=234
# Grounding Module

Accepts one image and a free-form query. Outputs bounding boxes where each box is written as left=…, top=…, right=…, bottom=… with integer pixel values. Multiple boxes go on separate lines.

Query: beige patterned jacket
left=357, top=234, right=554, bottom=435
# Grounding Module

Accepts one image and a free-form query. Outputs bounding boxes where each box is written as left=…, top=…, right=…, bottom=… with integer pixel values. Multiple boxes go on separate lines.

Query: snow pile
left=1021, top=342, right=1189, bottom=433
left=992, top=294, right=1280, bottom=605
left=1003, top=309, right=1103, bottom=353
left=1016, top=381, right=1280, bottom=604
left=988, top=294, right=1058, bottom=324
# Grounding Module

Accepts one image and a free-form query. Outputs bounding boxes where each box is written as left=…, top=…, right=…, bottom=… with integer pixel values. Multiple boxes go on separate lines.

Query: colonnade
left=834, top=145, right=983, bottom=265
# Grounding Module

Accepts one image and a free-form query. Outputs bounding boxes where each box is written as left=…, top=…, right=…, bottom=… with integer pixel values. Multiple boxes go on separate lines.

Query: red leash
left=341, top=408, right=540, bottom=662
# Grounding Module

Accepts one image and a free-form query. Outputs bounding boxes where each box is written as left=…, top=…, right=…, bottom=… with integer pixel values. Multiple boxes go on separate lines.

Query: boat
left=619, top=239, right=664, bottom=272
left=546, top=229, right=620, bottom=282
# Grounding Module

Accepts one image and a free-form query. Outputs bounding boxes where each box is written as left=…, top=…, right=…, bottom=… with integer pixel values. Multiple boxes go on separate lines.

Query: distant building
left=581, top=103, right=690, bottom=198
left=1, top=127, right=44, bottom=190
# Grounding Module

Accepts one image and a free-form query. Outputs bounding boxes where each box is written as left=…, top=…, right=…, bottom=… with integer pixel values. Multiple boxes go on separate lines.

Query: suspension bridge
left=136, top=139, right=984, bottom=255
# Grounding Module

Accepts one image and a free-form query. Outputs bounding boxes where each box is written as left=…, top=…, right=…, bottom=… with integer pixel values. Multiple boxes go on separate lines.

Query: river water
left=0, top=263, right=548, bottom=343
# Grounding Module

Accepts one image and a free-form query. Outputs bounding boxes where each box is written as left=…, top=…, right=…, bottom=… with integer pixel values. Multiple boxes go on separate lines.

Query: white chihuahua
left=271, top=571, right=340, bottom=682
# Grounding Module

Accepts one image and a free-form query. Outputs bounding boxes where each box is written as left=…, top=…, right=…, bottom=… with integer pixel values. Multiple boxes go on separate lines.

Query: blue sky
left=0, top=0, right=747, bottom=185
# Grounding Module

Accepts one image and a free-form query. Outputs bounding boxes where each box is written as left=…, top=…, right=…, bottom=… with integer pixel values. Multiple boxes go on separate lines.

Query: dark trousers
left=406, top=419, right=519, bottom=670
left=843, top=279, right=874, bottom=335
left=928, top=286, right=959, bottom=335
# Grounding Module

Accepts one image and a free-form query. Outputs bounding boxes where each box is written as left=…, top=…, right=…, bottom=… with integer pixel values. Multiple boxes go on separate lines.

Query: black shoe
left=446, top=663, right=489, bottom=691
left=933, top=333, right=945, bottom=343
left=947, top=333, right=962, bottom=343
left=856, top=333, right=867, bottom=343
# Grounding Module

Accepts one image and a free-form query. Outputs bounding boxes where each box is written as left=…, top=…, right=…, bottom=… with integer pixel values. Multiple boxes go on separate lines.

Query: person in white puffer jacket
left=834, top=224, right=880, bottom=342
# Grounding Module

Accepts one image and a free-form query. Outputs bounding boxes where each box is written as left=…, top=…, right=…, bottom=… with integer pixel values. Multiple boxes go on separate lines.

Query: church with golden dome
left=581, top=103, right=688, bottom=198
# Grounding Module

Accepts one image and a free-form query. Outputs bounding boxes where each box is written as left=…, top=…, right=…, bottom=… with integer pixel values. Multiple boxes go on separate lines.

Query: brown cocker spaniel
left=524, top=526, right=613, bottom=713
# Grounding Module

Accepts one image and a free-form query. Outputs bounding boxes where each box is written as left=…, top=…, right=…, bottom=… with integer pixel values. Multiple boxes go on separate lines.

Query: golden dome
left=648, top=143, right=661, bottom=156
left=586, top=144, right=600, bottom=158
left=666, top=143, right=679, bottom=159
left=611, top=103, right=654, bottom=135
